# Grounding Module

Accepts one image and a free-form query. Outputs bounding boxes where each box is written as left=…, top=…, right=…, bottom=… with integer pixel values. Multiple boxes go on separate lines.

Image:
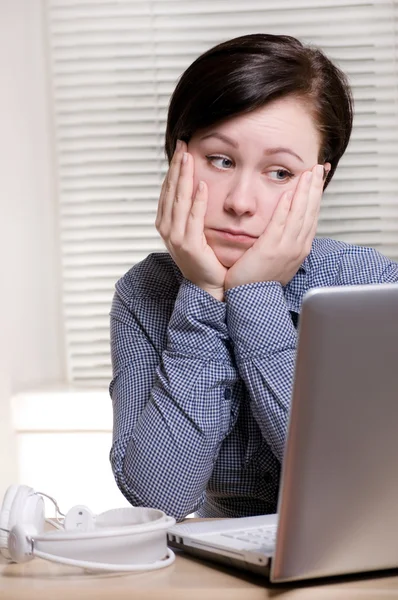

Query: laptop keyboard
left=219, top=525, right=277, bottom=554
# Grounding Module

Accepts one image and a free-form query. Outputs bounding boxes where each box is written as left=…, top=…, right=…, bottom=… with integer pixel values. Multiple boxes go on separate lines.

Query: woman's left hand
left=224, top=163, right=328, bottom=290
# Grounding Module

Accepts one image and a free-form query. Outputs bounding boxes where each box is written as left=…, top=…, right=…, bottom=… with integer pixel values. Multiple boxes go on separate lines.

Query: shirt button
left=224, top=388, right=232, bottom=400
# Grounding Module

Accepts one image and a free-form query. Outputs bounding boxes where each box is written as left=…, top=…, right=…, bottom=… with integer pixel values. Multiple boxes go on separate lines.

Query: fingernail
left=199, top=181, right=204, bottom=192
left=176, top=139, right=182, bottom=151
left=315, top=164, right=324, bottom=178
left=182, top=152, right=188, bottom=164
left=305, top=171, right=313, bottom=182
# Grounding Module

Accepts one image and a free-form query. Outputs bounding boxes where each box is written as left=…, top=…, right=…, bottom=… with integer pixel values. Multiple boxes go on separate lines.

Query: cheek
left=191, top=157, right=210, bottom=198
left=191, top=162, right=226, bottom=210
left=254, top=185, right=284, bottom=227
left=259, top=178, right=300, bottom=222
left=203, top=179, right=227, bottom=223
left=192, top=156, right=217, bottom=184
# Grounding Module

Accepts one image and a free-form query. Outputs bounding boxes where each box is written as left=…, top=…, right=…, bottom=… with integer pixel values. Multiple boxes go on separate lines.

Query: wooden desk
left=2, top=547, right=398, bottom=600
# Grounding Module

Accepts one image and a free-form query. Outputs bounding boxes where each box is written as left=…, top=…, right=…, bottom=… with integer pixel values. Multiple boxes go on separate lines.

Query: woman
left=109, top=34, right=398, bottom=520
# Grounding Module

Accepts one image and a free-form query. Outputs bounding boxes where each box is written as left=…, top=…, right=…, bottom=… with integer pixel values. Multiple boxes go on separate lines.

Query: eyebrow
left=199, top=132, right=304, bottom=163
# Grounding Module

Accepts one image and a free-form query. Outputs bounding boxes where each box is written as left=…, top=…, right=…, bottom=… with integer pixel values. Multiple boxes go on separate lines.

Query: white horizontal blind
left=46, top=0, right=398, bottom=386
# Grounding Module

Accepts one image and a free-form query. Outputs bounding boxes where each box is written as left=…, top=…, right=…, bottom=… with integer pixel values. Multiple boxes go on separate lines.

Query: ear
left=323, top=162, right=332, bottom=180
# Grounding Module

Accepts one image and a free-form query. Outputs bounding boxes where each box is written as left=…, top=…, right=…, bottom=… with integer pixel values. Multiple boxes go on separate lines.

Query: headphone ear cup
left=64, top=505, right=95, bottom=532
left=0, top=485, right=20, bottom=558
left=8, top=524, right=37, bottom=563
left=0, top=485, right=44, bottom=560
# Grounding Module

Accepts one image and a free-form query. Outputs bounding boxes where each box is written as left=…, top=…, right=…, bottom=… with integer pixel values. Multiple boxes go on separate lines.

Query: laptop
left=167, top=283, right=398, bottom=583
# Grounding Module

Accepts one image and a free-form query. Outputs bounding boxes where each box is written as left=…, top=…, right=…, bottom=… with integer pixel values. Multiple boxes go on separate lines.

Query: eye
left=268, top=169, right=295, bottom=182
left=206, top=155, right=234, bottom=170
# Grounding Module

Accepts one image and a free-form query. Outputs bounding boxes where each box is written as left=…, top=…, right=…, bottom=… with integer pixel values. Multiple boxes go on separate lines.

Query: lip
left=212, top=228, right=258, bottom=244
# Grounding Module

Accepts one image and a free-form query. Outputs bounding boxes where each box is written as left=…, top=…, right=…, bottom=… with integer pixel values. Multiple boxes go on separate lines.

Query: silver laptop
left=167, top=283, right=398, bottom=583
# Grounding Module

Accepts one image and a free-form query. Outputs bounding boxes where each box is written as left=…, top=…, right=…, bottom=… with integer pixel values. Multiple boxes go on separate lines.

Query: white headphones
left=0, top=484, right=176, bottom=572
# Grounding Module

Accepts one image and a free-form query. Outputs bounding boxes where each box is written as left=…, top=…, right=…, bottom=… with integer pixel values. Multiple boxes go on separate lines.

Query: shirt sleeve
left=109, top=279, right=238, bottom=521
left=380, top=261, right=398, bottom=283
left=225, top=281, right=297, bottom=463
left=224, top=258, right=398, bottom=464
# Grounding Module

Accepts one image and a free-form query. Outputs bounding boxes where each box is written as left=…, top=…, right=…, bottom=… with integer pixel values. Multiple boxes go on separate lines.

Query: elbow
left=112, top=461, right=203, bottom=522
left=111, top=437, right=205, bottom=521
left=117, top=475, right=201, bottom=522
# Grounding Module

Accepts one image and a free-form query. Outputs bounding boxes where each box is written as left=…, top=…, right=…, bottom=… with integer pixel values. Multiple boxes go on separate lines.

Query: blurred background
left=0, top=0, right=397, bottom=513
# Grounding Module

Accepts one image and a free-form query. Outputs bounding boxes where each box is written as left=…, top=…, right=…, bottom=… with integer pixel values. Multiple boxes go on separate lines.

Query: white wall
left=0, top=3, right=127, bottom=513
left=12, top=390, right=130, bottom=514
left=0, top=0, right=65, bottom=498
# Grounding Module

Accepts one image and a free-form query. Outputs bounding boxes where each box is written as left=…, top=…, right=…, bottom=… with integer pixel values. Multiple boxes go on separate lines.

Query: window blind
left=45, top=0, right=398, bottom=385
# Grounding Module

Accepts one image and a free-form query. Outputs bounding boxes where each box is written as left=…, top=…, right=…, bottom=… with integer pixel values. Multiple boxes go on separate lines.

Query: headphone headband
left=0, top=485, right=176, bottom=572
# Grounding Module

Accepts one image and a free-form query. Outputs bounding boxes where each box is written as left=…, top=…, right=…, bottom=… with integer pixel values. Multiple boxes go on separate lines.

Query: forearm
left=225, top=281, right=297, bottom=462
left=111, top=280, right=238, bottom=520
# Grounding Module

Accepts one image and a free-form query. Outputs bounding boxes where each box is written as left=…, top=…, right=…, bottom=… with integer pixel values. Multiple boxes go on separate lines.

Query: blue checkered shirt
left=109, top=237, right=398, bottom=521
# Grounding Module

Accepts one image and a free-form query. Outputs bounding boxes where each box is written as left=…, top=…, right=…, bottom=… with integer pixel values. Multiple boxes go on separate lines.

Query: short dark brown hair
left=165, top=33, right=354, bottom=191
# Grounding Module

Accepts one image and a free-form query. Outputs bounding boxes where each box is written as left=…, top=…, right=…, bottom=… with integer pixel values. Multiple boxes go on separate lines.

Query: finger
left=307, top=161, right=330, bottom=240
left=155, top=174, right=169, bottom=229
left=156, top=140, right=186, bottom=231
left=185, top=180, right=208, bottom=242
left=283, top=169, right=313, bottom=239
left=308, top=203, right=321, bottom=243
left=170, top=152, right=195, bottom=243
left=258, top=189, right=293, bottom=246
left=159, top=140, right=186, bottom=228
left=298, top=164, right=325, bottom=244
left=156, top=155, right=178, bottom=230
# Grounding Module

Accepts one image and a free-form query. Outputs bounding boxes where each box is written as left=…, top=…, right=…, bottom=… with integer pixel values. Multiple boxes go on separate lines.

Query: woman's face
left=187, top=95, right=329, bottom=268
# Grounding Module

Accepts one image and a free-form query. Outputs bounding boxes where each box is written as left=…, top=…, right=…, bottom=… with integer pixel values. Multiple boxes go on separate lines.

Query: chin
left=213, top=246, right=245, bottom=268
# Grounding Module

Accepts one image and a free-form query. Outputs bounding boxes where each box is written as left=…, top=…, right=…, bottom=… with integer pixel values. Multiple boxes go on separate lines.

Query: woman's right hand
left=155, top=140, right=227, bottom=301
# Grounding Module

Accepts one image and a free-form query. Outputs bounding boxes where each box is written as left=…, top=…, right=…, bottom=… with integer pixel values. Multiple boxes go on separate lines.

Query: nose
left=223, top=173, right=257, bottom=217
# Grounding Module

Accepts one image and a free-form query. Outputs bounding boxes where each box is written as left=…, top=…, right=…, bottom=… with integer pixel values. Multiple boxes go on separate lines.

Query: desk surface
left=2, top=548, right=398, bottom=600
